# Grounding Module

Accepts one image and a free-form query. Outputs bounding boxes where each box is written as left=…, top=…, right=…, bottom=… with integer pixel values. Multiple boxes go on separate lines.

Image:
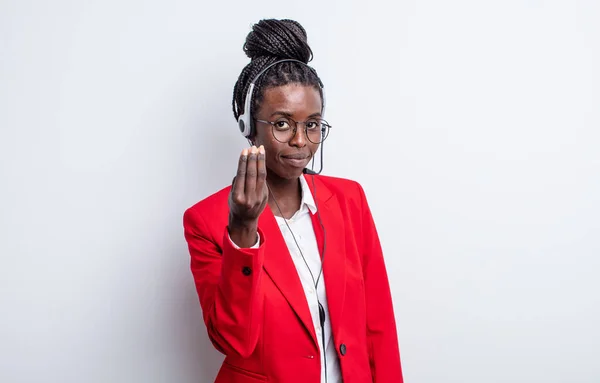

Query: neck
left=266, top=172, right=302, bottom=218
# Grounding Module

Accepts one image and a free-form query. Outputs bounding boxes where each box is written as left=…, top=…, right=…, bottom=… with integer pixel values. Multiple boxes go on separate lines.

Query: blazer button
left=339, top=344, right=347, bottom=356
left=242, top=266, right=252, bottom=276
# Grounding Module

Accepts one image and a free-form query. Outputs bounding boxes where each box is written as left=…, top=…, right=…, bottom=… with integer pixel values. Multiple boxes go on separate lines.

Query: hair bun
left=243, top=19, right=313, bottom=64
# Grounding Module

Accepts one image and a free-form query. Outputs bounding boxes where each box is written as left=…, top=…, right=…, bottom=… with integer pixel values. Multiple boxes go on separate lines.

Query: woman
left=183, top=19, right=403, bottom=383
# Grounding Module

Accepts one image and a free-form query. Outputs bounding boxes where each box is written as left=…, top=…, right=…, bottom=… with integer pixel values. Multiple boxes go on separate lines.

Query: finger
left=255, top=145, right=267, bottom=196
left=245, top=146, right=258, bottom=196
left=233, top=148, right=248, bottom=199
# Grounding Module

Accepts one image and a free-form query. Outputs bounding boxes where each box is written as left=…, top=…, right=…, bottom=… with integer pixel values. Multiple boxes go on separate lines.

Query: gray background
left=1, top=0, right=598, bottom=382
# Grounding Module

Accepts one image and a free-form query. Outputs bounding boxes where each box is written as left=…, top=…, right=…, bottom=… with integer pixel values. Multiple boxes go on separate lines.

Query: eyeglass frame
left=254, top=117, right=332, bottom=144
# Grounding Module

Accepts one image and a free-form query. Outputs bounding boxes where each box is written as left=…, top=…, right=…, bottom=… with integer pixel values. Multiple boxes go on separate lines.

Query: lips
left=281, top=153, right=311, bottom=168
left=281, top=153, right=310, bottom=160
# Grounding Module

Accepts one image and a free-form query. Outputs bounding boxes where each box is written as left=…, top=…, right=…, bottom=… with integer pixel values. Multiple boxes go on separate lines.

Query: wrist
left=228, top=216, right=259, bottom=248
left=228, top=215, right=258, bottom=231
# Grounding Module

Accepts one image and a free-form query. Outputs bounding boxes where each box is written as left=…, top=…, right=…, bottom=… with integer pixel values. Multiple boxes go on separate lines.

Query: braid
left=232, top=19, right=323, bottom=123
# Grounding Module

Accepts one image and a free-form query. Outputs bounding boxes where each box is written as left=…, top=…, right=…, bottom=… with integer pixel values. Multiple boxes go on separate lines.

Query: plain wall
left=1, top=0, right=598, bottom=382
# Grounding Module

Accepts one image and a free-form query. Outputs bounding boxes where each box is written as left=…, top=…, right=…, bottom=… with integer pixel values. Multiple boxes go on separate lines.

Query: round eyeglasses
left=255, top=117, right=331, bottom=144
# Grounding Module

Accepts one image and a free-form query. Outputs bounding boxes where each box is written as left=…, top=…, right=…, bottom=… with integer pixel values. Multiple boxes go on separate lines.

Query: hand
left=228, top=145, right=268, bottom=247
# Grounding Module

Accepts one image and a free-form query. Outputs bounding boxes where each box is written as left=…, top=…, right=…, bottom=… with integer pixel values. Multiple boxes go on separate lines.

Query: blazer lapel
left=307, top=176, right=347, bottom=339
left=259, top=207, right=318, bottom=346
left=258, top=175, right=348, bottom=347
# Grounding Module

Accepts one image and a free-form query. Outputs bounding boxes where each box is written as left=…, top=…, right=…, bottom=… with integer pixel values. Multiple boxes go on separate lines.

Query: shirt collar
left=299, top=174, right=318, bottom=214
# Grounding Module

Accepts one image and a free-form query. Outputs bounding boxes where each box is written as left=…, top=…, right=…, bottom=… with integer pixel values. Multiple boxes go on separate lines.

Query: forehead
left=258, top=84, right=322, bottom=117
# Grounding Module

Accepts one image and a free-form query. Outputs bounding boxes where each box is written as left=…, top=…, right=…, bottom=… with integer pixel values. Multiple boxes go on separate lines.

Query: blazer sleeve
left=357, top=183, right=404, bottom=382
left=183, top=207, right=265, bottom=358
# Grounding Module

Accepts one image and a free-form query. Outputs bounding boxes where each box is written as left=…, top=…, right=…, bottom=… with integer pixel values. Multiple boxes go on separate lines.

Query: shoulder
left=183, top=185, right=231, bottom=228
left=311, top=174, right=367, bottom=201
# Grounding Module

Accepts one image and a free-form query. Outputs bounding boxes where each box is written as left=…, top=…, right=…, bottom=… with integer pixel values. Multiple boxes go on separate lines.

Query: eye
left=274, top=119, right=291, bottom=130
left=305, top=120, right=320, bottom=130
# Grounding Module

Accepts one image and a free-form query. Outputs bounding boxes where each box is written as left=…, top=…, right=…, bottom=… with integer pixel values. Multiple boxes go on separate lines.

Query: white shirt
left=230, top=175, right=341, bottom=383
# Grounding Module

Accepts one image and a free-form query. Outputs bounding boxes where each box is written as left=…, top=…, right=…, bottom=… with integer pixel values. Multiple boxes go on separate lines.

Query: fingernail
left=242, top=149, right=248, bottom=156
left=251, top=146, right=258, bottom=154
left=259, top=145, right=265, bottom=154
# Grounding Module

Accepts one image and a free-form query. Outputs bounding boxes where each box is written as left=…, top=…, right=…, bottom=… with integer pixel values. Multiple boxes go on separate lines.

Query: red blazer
left=183, top=174, right=403, bottom=382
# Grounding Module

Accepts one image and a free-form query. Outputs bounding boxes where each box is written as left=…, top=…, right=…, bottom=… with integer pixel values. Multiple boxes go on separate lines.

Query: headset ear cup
left=238, top=113, right=252, bottom=138
left=238, top=118, right=246, bottom=135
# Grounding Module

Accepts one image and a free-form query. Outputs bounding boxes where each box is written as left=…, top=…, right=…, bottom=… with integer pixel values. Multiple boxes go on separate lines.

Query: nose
left=288, top=125, right=308, bottom=148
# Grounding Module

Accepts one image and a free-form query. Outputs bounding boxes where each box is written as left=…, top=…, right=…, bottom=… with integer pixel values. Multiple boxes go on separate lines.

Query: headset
left=237, top=59, right=327, bottom=139
left=242, top=59, right=330, bottom=381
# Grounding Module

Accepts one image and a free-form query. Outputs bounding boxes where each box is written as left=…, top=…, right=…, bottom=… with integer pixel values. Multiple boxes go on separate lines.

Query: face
left=252, top=84, right=322, bottom=180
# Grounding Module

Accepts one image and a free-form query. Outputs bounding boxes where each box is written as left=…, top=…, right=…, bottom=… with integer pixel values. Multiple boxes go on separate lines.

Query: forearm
left=185, top=209, right=265, bottom=358
left=356, top=183, right=404, bottom=382
left=202, top=228, right=264, bottom=358
left=366, top=276, right=403, bottom=382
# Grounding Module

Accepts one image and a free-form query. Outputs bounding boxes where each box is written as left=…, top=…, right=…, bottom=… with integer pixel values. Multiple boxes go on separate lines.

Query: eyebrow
left=269, top=111, right=322, bottom=118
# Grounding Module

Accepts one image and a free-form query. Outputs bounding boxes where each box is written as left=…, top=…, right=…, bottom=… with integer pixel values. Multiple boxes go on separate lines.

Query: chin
left=271, top=165, right=305, bottom=180
left=284, top=168, right=305, bottom=179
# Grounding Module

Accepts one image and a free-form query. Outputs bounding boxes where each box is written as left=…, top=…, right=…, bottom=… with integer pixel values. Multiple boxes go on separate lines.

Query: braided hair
left=232, top=19, right=324, bottom=128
